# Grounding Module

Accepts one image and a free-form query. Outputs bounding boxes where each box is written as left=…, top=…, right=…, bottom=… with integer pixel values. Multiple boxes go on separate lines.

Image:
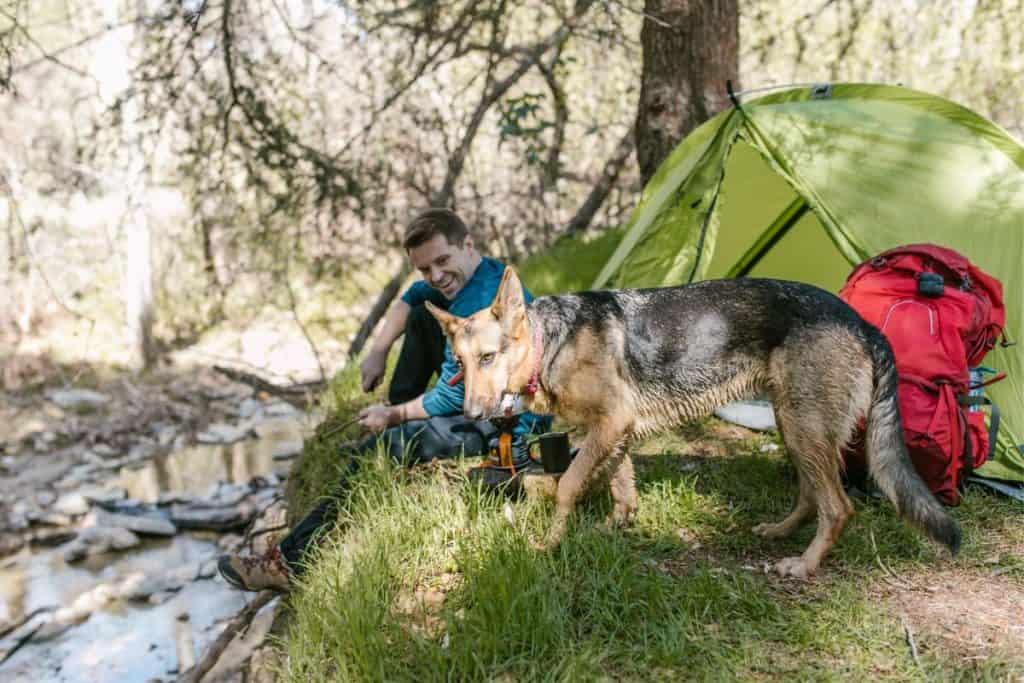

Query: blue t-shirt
left=401, top=257, right=550, bottom=437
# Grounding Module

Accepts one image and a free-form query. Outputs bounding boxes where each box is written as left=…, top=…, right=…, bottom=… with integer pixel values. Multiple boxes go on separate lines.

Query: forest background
left=1, top=0, right=1022, bottom=386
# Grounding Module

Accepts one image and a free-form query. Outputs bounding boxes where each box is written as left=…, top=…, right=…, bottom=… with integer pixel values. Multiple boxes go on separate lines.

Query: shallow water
left=0, top=427, right=300, bottom=682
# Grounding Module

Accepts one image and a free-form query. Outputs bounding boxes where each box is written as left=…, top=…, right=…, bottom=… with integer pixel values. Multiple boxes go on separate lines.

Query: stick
left=212, top=364, right=324, bottom=399
left=318, top=415, right=361, bottom=440
left=178, top=591, right=276, bottom=683
left=0, top=606, right=56, bottom=640
left=175, top=612, right=196, bottom=674
left=901, top=615, right=922, bottom=669
left=869, top=530, right=912, bottom=589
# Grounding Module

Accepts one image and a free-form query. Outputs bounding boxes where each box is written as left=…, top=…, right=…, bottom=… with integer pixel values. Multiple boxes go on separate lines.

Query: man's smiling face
left=408, top=233, right=479, bottom=299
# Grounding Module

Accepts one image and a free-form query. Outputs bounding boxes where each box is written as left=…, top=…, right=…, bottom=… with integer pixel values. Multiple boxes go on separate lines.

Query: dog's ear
left=490, top=266, right=527, bottom=337
left=425, top=301, right=462, bottom=338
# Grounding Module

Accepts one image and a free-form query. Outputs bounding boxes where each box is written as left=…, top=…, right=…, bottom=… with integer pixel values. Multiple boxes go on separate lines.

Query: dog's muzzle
left=495, top=392, right=527, bottom=417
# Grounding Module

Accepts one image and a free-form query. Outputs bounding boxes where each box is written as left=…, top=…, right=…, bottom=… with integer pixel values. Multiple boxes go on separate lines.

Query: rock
left=198, top=557, right=218, bottom=579
left=204, top=482, right=250, bottom=506
left=238, top=398, right=263, bottom=419
left=157, top=491, right=196, bottom=507
left=62, top=526, right=140, bottom=562
left=119, top=562, right=202, bottom=602
left=79, top=486, right=129, bottom=505
left=127, top=442, right=157, bottom=462
left=271, top=440, right=303, bottom=460
left=217, top=534, right=244, bottom=551
left=29, top=512, right=73, bottom=527
left=53, top=493, right=91, bottom=516
left=155, top=425, right=178, bottom=447
left=197, top=423, right=249, bottom=444
left=263, top=401, right=298, bottom=417
left=92, top=508, right=177, bottom=536
left=170, top=502, right=256, bottom=532
left=92, top=444, right=117, bottom=457
left=0, top=533, right=25, bottom=556
left=35, top=490, right=57, bottom=507
left=46, top=389, right=111, bottom=410
left=29, top=529, right=77, bottom=548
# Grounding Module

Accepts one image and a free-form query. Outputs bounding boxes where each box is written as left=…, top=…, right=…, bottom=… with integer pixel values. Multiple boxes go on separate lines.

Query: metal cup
left=538, top=432, right=572, bottom=474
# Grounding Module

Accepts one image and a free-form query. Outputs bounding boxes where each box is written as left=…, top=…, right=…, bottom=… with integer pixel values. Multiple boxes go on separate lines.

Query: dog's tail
left=862, top=331, right=961, bottom=555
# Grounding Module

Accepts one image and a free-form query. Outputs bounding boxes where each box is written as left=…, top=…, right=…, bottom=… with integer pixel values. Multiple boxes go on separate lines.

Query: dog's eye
left=479, top=352, right=495, bottom=366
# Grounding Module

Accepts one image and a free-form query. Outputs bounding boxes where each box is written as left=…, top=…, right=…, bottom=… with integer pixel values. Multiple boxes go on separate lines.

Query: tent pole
left=728, top=197, right=809, bottom=278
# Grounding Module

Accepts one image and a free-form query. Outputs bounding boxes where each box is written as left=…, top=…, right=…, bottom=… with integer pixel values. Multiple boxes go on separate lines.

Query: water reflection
left=117, top=429, right=297, bottom=504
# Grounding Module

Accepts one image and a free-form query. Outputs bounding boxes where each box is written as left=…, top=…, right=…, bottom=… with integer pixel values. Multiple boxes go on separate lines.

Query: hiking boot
left=218, top=546, right=292, bottom=592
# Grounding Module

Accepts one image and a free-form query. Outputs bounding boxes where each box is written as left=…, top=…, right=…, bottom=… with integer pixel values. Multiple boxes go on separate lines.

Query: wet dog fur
left=426, top=268, right=960, bottom=578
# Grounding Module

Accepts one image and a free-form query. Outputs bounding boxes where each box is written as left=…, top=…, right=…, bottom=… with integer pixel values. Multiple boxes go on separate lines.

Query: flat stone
left=62, top=526, right=140, bottom=562
left=30, top=529, right=77, bottom=548
left=46, top=389, right=110, bottom=410
left=35, top=490, right=57, bottom=507
left=29, top=512, right=73, bottom=527
left=54, top=493, right=91, bottom=516
left=263, top=401, right=299, bottom=417
left=92, top=509, right=177, bottom=536
left=169, top=502, right=255, bottom=532
left=271, top=440, right=303, bottom=460
left=79, top=486, right=129, bottom=505
left=204, top=482, right=250, bottom=506
left=119, top=563, right=200, bottom=601
left=0, top=533, right=25, bottom=556
left=238, top=398, right=263, bottom=419
left=197, top=423, right=248, bottom=444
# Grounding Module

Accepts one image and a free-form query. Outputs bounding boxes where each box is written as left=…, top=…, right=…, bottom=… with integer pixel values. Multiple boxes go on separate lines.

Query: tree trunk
left=103, top=1, right=156, bottom=370
left=346, top=263, right=410, bottom=359
left=634, top=0, right=739, bottom=186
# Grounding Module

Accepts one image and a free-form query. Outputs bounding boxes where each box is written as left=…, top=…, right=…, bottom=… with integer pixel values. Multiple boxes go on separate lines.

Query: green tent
left=594, top=83, right=1024, bottom=481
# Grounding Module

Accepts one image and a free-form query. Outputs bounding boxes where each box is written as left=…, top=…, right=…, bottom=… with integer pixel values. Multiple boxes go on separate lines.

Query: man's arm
left=358, top=394, right=429, bottom=432
left=360, top=299, right=411, bottom=392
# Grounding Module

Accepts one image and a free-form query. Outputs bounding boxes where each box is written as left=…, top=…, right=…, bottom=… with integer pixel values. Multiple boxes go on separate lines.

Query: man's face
left=408, top=233, right=478, bottom=299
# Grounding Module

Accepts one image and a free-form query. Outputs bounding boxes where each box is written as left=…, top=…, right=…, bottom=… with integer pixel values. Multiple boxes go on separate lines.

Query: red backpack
left=840, top=244, right=1006, bottom=505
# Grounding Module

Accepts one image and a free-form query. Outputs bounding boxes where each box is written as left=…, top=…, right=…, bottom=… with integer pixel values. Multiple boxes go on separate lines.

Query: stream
left=0, top=389, right=313, bottom=683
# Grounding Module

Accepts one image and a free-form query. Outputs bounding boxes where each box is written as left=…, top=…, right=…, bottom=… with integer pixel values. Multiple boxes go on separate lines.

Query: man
left=218, top=208, right=550, bottom=592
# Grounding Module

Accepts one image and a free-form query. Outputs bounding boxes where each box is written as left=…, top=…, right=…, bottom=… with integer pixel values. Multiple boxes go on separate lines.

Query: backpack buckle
left=916, top=272, right=945, bottom=298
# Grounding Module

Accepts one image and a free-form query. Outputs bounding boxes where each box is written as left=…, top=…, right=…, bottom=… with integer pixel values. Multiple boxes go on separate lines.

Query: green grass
left=275, top=418, right=1024, bottom=681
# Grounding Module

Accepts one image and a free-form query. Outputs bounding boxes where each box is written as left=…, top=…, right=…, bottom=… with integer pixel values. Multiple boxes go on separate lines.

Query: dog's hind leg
left=753, top=423, right=815, bottom=539
left=606, top=452, right=638, bottom=529
left=753, top=476, right=814, bottom=540
left=539, top=419, right=629, bottom=550
left=771, top=411, right=854, bottom=579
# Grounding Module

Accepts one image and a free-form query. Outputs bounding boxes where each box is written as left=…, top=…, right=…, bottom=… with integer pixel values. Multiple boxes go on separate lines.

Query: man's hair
left=403, top=208, right=469, bottom=250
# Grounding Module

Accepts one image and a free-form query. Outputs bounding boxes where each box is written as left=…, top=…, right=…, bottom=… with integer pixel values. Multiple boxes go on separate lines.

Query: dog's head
left=425, top=266, right=533, bottom=420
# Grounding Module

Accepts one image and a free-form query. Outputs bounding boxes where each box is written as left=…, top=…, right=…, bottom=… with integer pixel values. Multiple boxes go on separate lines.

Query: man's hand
left=360, top=349, right=388, bottom=393
left=358, top=404, right=397, bottom=433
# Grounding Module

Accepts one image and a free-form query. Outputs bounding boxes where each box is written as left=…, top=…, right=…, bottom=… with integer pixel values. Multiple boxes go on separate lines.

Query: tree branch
left=562, top=128, right=635, bottom=237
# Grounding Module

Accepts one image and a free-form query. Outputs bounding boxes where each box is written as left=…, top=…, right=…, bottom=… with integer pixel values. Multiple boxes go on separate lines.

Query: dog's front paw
left=773, top=556, right=814, bottom=580
left=531, top=517, right=567, bottom=551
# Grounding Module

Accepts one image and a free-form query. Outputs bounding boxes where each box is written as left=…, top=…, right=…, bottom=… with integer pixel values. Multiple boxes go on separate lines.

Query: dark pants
left=387, top=304, right=447, bottom=406
left=278, top=305, right=509, bottom=573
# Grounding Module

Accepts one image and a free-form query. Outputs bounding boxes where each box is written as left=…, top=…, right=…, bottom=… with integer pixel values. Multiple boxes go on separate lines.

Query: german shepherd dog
left=426, top=268, right=960, bottom=578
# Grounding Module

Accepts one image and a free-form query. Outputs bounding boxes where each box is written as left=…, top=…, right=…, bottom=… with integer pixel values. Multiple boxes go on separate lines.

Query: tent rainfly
left=594, top=82, right=1024, bottom=482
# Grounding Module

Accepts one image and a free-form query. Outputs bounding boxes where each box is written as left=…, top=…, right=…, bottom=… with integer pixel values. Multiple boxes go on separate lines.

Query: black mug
left=539, top=432, right=572, bottom=474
